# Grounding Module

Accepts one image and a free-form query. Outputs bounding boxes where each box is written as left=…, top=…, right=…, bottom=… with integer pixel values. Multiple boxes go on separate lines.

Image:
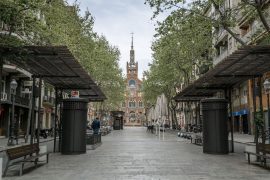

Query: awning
left=1, top=46, right=106, bottom=101
left=174, top=45, right=270, bottom=101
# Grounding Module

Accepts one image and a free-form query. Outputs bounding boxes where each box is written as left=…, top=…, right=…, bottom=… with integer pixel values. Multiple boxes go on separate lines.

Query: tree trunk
left=255, top=4, right=270, bottom=32
left=210, top=0, right=247, bottom=46
left=171, top=108, right=177, bottom=129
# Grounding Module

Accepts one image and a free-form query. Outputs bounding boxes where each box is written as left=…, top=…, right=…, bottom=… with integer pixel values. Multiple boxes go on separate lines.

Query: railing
left=49, top=97, right=55, bottom=104
left=43, top=96, right=55, bottom=105
left=258, top=128, right=270, bottom=143
left=1, top=92, right=7, bottom=101
left=213, top=49, right=228, bottom=65
left=214, top=28, right=227, bottom=43
left=15, top=95, right=30, bottom=106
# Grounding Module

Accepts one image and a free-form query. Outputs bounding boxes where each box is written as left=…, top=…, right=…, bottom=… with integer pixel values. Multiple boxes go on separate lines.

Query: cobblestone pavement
left=4, top=127, right=270, bottom=180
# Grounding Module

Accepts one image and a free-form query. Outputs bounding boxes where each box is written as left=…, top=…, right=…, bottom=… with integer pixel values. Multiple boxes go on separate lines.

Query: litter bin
left=61, top=98, right=88, bottom=155
left=201, top=98, right=228, bottom=154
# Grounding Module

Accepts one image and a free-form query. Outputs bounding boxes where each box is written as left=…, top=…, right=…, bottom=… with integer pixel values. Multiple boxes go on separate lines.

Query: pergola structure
left=174, top=45, right=270, bottom=152
left=0, top=46, right=106, bottom=151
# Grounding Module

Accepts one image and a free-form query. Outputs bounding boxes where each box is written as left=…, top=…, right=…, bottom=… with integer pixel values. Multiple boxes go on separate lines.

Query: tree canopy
left=144, top=0, right=270, bottom=128
left=142, top=6, right=212, bottom=126
left=0, top=0, right=125, bottom=111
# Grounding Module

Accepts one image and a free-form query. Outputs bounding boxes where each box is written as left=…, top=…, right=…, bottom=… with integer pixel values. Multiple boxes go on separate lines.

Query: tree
left=145, top=0, right=270, bottom=45
left=0, top=0, right=125, bottom=112
left=143, top=8, right=212, bottom=128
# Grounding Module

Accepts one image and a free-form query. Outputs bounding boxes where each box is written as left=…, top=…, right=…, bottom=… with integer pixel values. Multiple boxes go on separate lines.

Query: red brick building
left=121, top=35, right=145, bottom=126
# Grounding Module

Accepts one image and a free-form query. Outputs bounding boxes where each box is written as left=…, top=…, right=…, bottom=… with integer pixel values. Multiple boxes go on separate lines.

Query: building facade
left=176, top=1, right=270, bottom=134
left=211, top=0, right=270, bottom=135
left=121, top=35, right=145, bottom=126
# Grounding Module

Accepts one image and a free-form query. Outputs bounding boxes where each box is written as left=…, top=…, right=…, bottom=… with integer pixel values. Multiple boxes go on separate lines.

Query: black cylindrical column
left=201, top=98, right=228, bottom=154
left=61, top=98, right=88, bottom=155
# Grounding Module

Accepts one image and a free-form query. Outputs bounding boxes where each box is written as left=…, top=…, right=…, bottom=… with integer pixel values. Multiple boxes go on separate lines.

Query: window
left=130, top=90, right=134, bottom=97
left=139, top=101, right=143, bottom=107
left=129, top=80, right=136, bottom=87
left=240, top=23, right=251, bottom=37
left=129, top=101, right=136, bottom=108
left=129, top=111, right=136, bottom=121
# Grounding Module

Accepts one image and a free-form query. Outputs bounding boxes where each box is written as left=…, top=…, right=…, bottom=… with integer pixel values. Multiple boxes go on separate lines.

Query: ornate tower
left=121, top=33, right=145, bottom=126
left=127, top=33, right=138, bottom=79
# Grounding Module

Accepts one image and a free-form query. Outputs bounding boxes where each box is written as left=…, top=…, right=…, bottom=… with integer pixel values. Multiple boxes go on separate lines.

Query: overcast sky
left=67, top=0, right=158, bottom=79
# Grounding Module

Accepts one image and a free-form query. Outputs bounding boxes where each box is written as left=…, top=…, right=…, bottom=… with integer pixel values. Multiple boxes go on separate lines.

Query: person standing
left=91, top=117, right=100, bottom=134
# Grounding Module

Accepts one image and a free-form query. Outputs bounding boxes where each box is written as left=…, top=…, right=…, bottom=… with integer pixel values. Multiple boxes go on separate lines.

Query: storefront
left=232, top=109, right=249, bottom=134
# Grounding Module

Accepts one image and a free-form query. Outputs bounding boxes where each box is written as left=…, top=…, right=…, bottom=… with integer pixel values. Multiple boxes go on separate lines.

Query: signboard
left=24, top=81, right=33, bottom=86
left=71, top=90, right=79, bottom=98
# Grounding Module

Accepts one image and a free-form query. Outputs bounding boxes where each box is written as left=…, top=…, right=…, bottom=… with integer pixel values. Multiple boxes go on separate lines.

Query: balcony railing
left=213, top=49, right=229, bottom=65
left=1, top=92, right=7, bottom=101
left=43, top=96, right=55, bottom=105
left=49, top=97, right=55, bottom=104
left=15, top=95, right=30, bottom=106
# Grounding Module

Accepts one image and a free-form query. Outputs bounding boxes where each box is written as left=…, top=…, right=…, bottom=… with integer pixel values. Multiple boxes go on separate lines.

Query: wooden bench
left=4, top=143, right=49, bottom=176
left=244, top=143, right=270, bottom=167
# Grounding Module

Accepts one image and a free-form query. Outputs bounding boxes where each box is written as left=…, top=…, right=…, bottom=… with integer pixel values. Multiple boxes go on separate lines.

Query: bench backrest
left=6, top=144, right=40, bottom=160
left=258, top=143, right=270, bottom=153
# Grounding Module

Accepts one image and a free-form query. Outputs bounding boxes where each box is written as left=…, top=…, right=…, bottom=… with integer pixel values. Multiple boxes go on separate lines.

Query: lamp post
left=8, top=79, right=18, bottom=146
left=263, top=79, right=270, bottom=143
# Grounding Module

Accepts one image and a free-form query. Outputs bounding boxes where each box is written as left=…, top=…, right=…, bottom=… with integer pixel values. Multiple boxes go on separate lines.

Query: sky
left=67, top=0, right=159, bottom=79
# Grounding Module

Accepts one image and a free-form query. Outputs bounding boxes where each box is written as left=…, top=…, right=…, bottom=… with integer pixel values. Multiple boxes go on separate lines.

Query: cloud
left=67, top=0, right=157, bottom=79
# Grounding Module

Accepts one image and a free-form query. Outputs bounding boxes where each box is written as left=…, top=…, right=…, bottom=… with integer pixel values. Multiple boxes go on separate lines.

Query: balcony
left=1, top=92, right=7, bottom=101
left=213, top=49, right=229, bottom=65
left=1, top=92, right=30, bottom=106
left=15, top=95, right=30, bottom=106
left=43, top=96, right=55, bottom=105
left=214, top=28, right=227, bottom=44
left=49, top=97, right=55, bottom=104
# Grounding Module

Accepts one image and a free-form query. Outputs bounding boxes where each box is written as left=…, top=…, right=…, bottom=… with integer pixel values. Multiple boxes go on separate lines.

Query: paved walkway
left=166, top=129, right=255, bottom=145
left=4, top=127, right=270, bottom=180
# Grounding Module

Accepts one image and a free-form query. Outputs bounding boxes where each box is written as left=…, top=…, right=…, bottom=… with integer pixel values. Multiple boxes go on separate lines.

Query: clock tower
left=121, top=34, right=145, bottom=126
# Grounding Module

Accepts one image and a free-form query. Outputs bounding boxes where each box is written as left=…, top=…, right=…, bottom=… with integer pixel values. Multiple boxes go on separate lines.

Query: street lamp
left=263, top=79, right=270, bottom=142
left=8, top=79, right=18, bottom=146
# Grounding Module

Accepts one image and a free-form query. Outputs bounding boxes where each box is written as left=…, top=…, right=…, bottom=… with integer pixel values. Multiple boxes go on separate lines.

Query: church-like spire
left=131, top=32, right=134, bottom=50
left=130, top=32, right=135, bottom=64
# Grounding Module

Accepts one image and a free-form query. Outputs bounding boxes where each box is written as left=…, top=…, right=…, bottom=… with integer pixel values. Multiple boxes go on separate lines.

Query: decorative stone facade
left=121, top=35, right=145, bottom=126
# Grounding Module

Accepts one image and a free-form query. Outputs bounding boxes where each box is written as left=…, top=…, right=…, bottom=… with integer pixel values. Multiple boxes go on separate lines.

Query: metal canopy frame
left=174, top=45, right=270, bottom=101
left=1, top=46, right=106, bottom=100
left=174, top=45, right=270, bottom=153
left=0, top=46, right=106, bottom=150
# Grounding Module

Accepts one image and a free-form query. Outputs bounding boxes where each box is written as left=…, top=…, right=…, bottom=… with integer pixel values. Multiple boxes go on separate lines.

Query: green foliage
left=0, top=0, right=125, bottom=111
left=143, top=7, right=212, bottom=105
left=145, top=0, right=270, bottom=45
left=254, top=112, right=264, bottom=128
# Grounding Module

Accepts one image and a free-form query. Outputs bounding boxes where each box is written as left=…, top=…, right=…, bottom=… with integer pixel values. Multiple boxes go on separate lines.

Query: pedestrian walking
left=91, top=117, right=100, bottom=134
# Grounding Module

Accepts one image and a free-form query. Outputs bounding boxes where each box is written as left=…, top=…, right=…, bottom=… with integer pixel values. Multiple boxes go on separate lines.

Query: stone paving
left=4, top=127, right=270, bottom=180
